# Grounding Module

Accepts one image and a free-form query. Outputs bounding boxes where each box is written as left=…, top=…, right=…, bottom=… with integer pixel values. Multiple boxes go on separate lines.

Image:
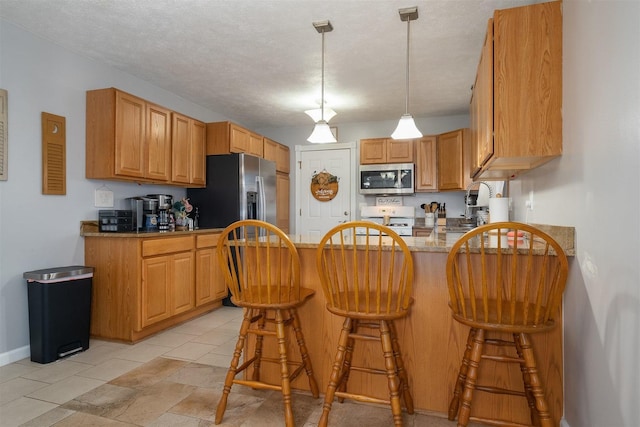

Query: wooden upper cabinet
left=415, top=136, right=437, bottom=192
left=360, top=138, right=386, bottom=164
left=207, top=121, right=264, bottom=157
left=263, top=137, right=277, bottom=163
left=229, top=123, right=250, bottom=153
left=471, top=22, right=493, bottom=178
left=86, top=87, right=204, bottom=187
left=471, top=1, right=562, bottom=180
left=146, top=102, right=172, bottom=182
left=190, top=120, right=206, bottom=186
left=87, top=88, right=146, bottom=180
left=360, top=138, right=414, bottom=164
left=276, top=144, right=290, bottom=174
left=264, top=137, right=290, bottom=173
left=438, top=129, right=471, bottom=191
left=171, top=113, right=190, bottom=184
left=171, top=113, right=206, bottom=187
left=249, top=132, right=263, bottom=157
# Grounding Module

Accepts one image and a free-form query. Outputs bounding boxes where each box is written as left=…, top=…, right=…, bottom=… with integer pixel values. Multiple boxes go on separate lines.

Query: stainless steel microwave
left=359, top=163, right=414, bottom=195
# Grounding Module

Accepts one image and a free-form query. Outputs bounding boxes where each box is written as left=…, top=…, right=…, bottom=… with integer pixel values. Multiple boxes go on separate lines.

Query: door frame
left=294, top=142, right=357, bottom=235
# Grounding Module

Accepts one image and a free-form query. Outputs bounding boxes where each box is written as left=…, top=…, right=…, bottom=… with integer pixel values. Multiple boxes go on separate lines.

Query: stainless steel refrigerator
left=187, top=153, right=276, bottom=230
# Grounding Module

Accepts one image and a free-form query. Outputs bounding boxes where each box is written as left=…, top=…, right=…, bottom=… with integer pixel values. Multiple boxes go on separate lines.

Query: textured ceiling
left=0, top=0, right=544, bottom=129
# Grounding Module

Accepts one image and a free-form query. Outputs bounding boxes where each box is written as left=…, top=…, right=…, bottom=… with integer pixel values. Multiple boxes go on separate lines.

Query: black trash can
left=23, top=266, right=94, bottom=364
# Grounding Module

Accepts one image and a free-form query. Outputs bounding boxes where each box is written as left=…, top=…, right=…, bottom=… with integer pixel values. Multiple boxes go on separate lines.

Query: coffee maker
left=147, top=194, right=173, bottom=232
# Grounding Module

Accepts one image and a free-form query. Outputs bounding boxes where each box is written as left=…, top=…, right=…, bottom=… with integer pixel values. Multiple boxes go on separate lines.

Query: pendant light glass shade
left=307, top=120, right=336, bottom=143
left=305, top=106, right=337, bottom=123
left=307, top=21, right=336, bottom=143
left=392, top=7, right=422, bottom=140
left=391, top=113, right=422, bottom=139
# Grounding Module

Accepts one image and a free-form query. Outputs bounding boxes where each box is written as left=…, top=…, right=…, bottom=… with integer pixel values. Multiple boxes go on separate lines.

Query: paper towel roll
left=489, top=197, right=509, bottom=223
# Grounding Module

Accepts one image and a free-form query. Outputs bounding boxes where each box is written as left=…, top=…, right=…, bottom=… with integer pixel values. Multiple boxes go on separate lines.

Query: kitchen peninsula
left=249, top=225, right=575, bottom=425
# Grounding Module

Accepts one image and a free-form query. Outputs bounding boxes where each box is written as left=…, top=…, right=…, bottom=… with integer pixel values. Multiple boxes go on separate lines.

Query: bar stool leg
left=457, top=328, right=485, bottom=427
left=389, top=320, right=413, bottom=414
left=337, top=319, right=356, bottom=403
left=518, top=333, right=553, bottom=427
left=319, top=317, right=353, bottom=427
left=216, top=309, right=252, bottom=425
left=514, top=333, right=538, bottom=426
left=449, top=327, right=476, bottom=421
left=252, top=309, right=267, bottom=382
left=289, top=308, right=320, bottom=398
left=273, top=309, right=295, bottom=427
left=380, top=320, right=403, bottom=427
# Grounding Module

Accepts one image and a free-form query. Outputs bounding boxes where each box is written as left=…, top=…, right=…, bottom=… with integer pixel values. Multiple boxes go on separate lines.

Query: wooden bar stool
left=215, top=220, right=319, bottom=427
left=315, top=221, right=414, bottom=427
left=445, top=222, right=569, bottom=427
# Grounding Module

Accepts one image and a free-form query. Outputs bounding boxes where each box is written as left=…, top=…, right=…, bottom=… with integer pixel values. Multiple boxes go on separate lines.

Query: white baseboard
left=0, top=345, right=30, bottom=367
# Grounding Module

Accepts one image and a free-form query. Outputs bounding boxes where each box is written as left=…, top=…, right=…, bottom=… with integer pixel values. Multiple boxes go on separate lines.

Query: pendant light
left=308, top=20, right=337, bottom=144
left=305, top=103, right=337, bottom=123
left=391, top=7, right=423, bottom=140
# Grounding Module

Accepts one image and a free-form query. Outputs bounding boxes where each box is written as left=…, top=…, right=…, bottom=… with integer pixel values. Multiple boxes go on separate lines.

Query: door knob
left=344, top=211, right=349, bottom=216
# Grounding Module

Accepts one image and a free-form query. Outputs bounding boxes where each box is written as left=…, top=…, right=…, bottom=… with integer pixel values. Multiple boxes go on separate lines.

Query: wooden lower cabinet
left=195, top=234, right=227, bottom=305
left=141, top=251, right=196, bottom=328
left=85, top=231, right=225, bottom=343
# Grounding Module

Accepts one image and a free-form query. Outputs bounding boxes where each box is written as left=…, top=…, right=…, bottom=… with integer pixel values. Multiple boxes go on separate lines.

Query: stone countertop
left=80, top=221, right=575, bottom=256
left=80, top=221, right=224, bottom=238
left=289, top=223, right=575, bottom=256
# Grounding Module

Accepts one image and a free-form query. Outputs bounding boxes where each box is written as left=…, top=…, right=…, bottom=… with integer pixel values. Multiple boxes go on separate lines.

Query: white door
left=295, top=142, right=356, bottom=239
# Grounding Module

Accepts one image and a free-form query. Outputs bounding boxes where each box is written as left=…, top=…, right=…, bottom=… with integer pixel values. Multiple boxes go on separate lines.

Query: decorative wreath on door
left=310, top=170, right=339, bottom=202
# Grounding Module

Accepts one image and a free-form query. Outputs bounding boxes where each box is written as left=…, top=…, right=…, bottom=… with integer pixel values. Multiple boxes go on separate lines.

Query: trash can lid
left=23, top=265, right=94, bottom=281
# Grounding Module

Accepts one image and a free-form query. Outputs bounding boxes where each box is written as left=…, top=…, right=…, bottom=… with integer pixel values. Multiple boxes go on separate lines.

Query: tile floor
left=0, top=306, right=477, bottom=426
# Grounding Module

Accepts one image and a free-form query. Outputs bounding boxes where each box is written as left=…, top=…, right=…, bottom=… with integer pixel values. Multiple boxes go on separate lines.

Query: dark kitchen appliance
left=187, top=153, right=276, bottom=229
left=98, top=210, right=134, bottom=232
left=187, top=153, right=276, bottom=307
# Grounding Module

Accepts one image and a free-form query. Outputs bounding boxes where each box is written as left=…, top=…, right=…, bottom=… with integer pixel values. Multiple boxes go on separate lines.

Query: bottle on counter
left=194, top=207, right=199, bottom=230
left=169, top=212, right=175, bottom=232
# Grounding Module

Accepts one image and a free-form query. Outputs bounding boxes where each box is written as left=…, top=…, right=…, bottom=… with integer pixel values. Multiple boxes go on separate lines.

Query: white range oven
left=358, top=205, right=415, bottom=236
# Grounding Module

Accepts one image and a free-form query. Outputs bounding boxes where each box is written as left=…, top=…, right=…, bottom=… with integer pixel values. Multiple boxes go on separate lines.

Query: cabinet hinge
left=298, top=161, right=302, bottom=169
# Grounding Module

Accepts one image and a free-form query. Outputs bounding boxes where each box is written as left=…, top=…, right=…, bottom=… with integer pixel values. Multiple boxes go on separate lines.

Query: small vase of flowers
left=173, top=197, right=193, bottom=230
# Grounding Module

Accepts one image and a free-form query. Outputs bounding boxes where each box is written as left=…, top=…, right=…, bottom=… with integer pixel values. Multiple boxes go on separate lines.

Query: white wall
left=0, top=20, right=228, bottom=364
left=512, top=2, right=639, bottom=426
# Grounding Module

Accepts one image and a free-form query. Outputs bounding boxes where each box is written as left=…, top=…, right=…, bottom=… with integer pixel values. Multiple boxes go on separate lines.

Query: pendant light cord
left=404, top=19, right=411, bottom=115
left=321, top=29, right=326, bottom=122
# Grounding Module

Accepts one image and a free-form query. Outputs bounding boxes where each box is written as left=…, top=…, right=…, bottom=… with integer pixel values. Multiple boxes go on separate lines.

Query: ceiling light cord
left=321, top=29, right=326, bottom=122
left=404, top=18, right=410, bottom=115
